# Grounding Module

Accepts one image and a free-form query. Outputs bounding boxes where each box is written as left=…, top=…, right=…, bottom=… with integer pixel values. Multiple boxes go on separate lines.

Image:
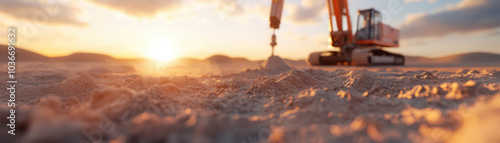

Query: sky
left=0, top=0, right=499, bottom=60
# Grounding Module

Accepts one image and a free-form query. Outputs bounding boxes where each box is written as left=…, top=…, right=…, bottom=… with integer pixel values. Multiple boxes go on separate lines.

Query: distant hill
left=0, top=45, right=124, bottom=63
left=177, top=57, right=203, bottom=64
left=0, top=45, right=50, bottom=62
left=1, top=45, right=499, bottom=66
left=406, top=52, right=500, bottom=65
left=434, top=52, right=500, bottom=64
left=205, top=55, right=250, bottom=64
left=52, top=52, right=117, bottom=62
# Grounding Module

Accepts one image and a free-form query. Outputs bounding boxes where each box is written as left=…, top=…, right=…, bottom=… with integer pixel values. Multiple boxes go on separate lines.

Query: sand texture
left=1, top=56, right=500, bottom=143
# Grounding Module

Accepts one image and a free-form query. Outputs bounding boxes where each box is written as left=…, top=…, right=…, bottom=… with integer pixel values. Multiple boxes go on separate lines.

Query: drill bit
left=270, top=29, right=277, bottom=56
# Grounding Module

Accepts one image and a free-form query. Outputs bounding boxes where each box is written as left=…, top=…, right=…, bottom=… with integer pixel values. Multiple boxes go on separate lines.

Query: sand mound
left=343, top=70, right=375, bottom=89
left=262, top=56, right=291, bottom=71
left=2, top=62, right=500, bottom=143
left=15, top=74, right=101, bottom=104
left=247, top=69, right=324, bottom=95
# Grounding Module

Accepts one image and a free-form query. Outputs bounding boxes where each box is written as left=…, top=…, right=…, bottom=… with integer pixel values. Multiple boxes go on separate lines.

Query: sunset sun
left=147, top=41, right=179, bottom=62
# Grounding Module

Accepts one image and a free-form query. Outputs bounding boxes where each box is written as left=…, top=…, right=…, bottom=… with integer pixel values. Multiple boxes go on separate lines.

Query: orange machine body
left=356, top=23, right=399, bottom=47
left=269, top=0, right=405, bottom=66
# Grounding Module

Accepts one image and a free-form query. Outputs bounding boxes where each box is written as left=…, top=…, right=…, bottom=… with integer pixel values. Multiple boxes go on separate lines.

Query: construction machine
left=269, top=0, right=404, bottom=66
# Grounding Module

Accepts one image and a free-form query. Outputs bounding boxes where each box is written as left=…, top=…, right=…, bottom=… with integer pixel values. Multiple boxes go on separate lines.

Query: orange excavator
left=270, top=0, right=404, bottom=66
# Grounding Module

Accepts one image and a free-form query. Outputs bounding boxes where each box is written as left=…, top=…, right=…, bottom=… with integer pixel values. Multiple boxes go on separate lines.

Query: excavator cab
left=356, top=9, right=380, bottom=41
left=355, top=9, right=399, bottom=47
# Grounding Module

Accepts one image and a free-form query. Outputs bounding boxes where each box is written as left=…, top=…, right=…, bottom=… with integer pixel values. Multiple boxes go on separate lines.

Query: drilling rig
left=269, top=0, right=404, bottom=66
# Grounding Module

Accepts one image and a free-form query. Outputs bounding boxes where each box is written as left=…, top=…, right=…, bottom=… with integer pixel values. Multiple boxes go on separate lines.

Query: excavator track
left=308, top=49, right=405, bottom=66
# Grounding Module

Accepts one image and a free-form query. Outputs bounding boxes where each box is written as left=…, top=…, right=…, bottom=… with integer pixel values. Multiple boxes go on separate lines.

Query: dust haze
left=1, top=51, right=500, bottom=143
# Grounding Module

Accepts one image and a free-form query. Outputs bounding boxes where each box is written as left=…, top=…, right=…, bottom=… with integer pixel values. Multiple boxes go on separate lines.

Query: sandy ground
left=1, top=57, right=500, bottom=143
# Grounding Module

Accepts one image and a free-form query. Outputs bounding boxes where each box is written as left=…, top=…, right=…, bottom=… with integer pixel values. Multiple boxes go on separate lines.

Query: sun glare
left=147, top=41, right=179, bottom=62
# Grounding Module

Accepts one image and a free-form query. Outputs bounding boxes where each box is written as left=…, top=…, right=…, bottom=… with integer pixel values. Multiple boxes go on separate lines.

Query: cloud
left=287, top=0, right=327, bottom=24
left=487, top=29, right=500, bottom=36
left=87, top=0, right=246, bottom=19
left=403, top=0, right=437, bottom=4
left=87, top=0, right=183, bottom=18
left=401, top=0, right=500, bottom=39
left=201, top=0, right=243, bottom=17
left=0, top=0, right=86, bottom=26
